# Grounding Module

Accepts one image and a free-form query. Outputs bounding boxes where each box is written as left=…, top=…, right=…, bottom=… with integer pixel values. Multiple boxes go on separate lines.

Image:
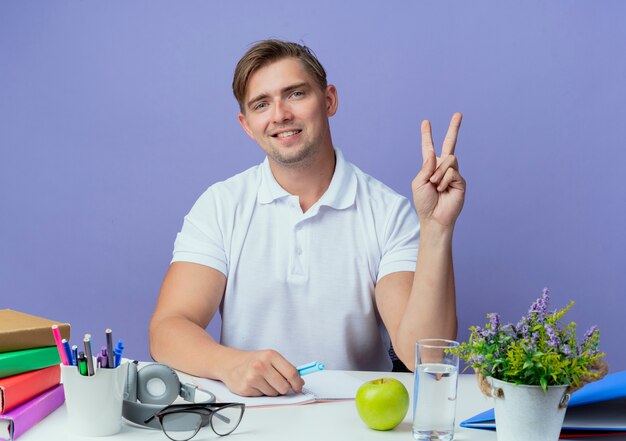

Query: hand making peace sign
left=412, top=112, right=466, bottom=229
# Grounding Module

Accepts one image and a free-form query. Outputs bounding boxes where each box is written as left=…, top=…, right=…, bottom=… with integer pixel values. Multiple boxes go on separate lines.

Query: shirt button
left=296, top=247, right=302, bottom=255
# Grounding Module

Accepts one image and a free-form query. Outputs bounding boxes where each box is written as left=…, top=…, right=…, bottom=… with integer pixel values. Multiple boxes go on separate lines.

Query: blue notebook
left=461, top=370, right=626, bottom=436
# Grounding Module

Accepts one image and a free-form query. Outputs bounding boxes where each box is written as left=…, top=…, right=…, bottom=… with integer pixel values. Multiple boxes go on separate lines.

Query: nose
left=272, top=100, right=293, bottom=123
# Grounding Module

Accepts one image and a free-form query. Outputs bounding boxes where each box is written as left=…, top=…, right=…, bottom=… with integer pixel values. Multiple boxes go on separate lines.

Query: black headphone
left=122, top=362, right=216, bottom=429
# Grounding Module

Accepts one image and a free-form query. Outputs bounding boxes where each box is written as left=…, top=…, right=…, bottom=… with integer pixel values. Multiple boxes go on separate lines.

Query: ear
left=238, top=112, right=255, bottom=140
left=325, top=84, right=338, bottom=117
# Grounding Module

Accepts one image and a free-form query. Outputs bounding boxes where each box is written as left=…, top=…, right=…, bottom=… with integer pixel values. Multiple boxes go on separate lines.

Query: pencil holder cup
left=61, top=362, right=129, bottom=437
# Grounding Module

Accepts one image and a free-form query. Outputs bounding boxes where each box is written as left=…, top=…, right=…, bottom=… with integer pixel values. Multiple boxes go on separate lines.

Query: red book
left=0, top=384, right=64, bottom=440
left=0, top=365, right=60, bottom=414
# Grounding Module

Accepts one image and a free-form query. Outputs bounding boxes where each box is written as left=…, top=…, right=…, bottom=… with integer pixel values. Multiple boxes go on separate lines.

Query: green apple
left=355, top=378, right=409, bottom=431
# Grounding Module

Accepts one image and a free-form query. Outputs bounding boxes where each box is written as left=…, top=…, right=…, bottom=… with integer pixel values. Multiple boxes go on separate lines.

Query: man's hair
left=232, top=39, right=328, bottom=112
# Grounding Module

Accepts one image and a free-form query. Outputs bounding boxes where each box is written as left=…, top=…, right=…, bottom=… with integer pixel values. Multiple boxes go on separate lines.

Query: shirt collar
left=257, top=157, right=290, bottom=204
left=257, top=148, right=357, bottom=210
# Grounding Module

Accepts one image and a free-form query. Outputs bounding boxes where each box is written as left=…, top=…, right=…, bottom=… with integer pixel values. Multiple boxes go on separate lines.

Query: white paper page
left=191, top=370, right=362, bottom=407
left=192, top=377, right=315, bottom=407
left=301, top=370, right=362, bottom=400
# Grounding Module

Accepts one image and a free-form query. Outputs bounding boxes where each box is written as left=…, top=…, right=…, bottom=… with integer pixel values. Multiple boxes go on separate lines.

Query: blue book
left=461, top=370, right=626, bottom=436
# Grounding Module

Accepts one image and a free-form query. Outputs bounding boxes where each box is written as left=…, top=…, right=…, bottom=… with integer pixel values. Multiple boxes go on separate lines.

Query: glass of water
left=412, top=339, right=460, bottom=441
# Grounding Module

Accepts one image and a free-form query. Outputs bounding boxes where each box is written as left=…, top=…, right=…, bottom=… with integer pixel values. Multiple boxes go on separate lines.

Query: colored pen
left=62, top=339, right=73, bottom=366
left=71, top=345, right=78, bottom=366
left=106, top=329, right=115, bottom=368
left=51, top=325, right=69, bottom=365
left=98, top=346, right=108, bottom=369
left=83, top=334, right=95, bottom=376
left=77, top=352, right=88, bottom=376
left=297, top=361, right=325, bottom=376
left=114, top=340, right=124, bottom=368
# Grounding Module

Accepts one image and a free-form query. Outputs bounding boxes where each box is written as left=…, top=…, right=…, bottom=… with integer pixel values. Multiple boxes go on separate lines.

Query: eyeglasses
left=144, top=402, right=245, bottom=441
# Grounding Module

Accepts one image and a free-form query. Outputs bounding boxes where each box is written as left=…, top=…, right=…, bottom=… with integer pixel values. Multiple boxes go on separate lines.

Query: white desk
left=17, top=371, right=626, bottom=441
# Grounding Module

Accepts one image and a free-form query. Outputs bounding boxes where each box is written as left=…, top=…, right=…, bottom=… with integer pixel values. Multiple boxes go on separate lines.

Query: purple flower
left=545, top=324, right=559, bottom=348
left=584, top=325, right=598, bottom=342
left=473, top=326, right=487, bottom=339
left=530, top=331, right=540, bottom=346
left=562, top=344, right=572, bottom=356
left=469, top=354, right=485, bottom=365
left=583, top=325, right=600, bottom=355
left=516, top=321, right=530, bottom=339
left=529, top=288, right=550, bottom=316
left=489, top=313, right=501, bottom=332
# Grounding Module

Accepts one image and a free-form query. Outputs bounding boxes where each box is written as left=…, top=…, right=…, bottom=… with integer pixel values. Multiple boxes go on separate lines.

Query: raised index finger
left=441, top=112, right=463, bottom=156
left=421, top=119, right=435, bottom=165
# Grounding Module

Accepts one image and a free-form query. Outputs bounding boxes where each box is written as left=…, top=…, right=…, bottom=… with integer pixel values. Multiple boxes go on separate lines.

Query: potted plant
left=454, top=288, right=607, bottom=441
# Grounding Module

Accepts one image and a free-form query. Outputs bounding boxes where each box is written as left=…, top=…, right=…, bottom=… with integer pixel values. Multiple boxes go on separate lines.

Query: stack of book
left=0, top=310, right=69, bottom=440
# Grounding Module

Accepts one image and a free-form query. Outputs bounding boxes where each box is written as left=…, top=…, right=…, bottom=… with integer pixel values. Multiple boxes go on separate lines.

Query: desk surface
left=17, top=370, right=626, bottom=441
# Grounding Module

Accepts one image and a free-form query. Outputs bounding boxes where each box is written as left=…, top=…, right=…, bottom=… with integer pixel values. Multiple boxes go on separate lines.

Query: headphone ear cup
left=124, top=361, right=138, bottom=401
left=135, top=364, right=181, bottom=405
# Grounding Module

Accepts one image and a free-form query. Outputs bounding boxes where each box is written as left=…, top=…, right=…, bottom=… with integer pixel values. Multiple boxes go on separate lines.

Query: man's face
left=238, top=57, right=338, bottom=168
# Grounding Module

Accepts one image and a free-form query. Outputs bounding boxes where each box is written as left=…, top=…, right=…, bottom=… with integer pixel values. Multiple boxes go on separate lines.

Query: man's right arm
left=149, top=261, right=304, bottom=396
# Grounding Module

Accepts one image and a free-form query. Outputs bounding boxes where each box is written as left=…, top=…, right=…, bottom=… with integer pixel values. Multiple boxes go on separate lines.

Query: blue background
left=1, top=1, right=625, bottom=371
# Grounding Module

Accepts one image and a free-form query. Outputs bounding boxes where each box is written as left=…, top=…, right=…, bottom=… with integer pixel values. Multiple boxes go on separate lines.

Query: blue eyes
left=252, top=91, right=304, bottom=111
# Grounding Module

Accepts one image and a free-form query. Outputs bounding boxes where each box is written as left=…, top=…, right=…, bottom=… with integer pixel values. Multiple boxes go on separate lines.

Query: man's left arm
left=376, top=112, right=465, bottom=371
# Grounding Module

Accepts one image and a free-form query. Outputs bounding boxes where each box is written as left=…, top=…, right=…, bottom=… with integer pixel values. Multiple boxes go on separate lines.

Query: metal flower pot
left=490, top=377, right=570, bottom=441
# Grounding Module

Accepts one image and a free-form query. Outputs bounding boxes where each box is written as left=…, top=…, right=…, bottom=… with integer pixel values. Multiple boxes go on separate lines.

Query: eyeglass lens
left=210, top=405, right=244, bottom=436
left=160, top=412, right=202, bottom=441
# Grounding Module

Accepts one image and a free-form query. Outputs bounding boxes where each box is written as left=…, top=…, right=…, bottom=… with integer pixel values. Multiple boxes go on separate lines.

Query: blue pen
left=297, top=361, right=325, bottom=376
left=71, top=345, right=78, bottom=366
left=114, top=340, right=124, bottom=367
left=62, top=339, right=74, bottom=366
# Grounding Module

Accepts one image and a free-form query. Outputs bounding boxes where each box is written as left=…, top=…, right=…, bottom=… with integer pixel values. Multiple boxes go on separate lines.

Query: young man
left=149, top=40, right=465, bottom=397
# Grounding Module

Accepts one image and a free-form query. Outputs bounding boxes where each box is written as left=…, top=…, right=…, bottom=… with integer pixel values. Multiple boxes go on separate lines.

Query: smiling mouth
left=272, top=130, right=302, bottom=138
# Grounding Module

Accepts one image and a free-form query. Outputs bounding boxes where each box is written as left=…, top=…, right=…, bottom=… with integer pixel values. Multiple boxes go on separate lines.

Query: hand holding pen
left=221, top=350, right=307, bottom=397
left=297, top=361, right=325, bottom=376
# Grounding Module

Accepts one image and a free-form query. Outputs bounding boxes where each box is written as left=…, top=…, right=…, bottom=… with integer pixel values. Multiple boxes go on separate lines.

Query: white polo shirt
left=172, top=149, right=420, bottom=371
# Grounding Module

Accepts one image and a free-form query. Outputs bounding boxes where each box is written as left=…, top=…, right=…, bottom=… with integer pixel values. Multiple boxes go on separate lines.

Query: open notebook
left=192, top=370, right=363, bottom=408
